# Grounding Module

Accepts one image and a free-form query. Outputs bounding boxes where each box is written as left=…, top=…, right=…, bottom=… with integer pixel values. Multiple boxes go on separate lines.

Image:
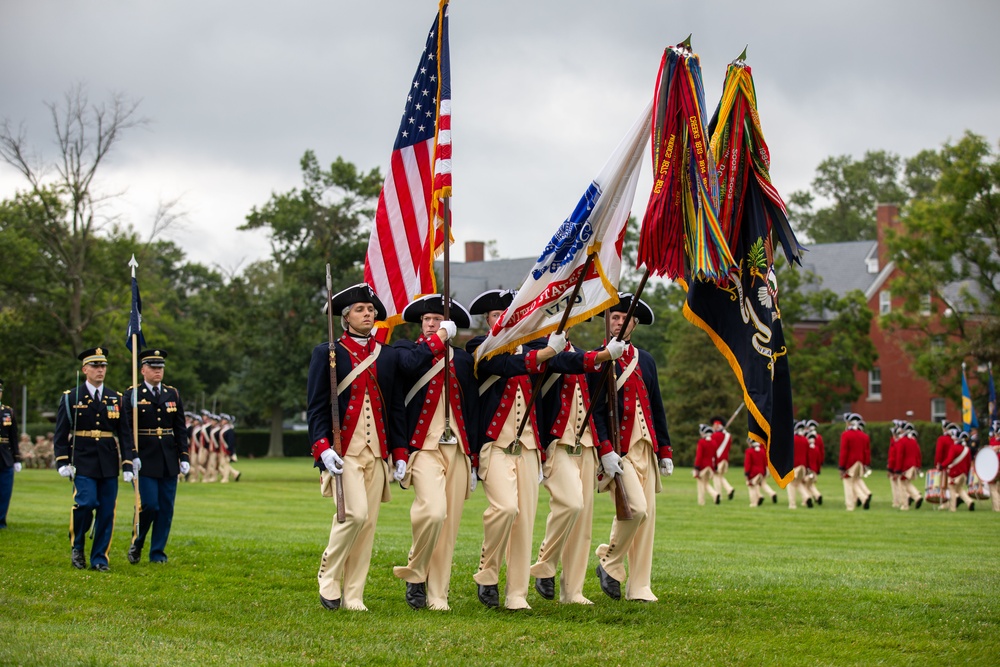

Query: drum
left=974, top=446, right=999, bottom=483
left=967, top=472, right=990, bottom=500
left=924, top=469, right=944, bottom=504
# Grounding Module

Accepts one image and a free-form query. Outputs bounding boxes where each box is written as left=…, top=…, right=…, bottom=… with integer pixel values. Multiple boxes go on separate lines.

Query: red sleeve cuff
left=392, top=447, right=409, bottom=464
left=471, top=454, right=480, bottom=469
left=596, top=440, right=613, bottom=457
left=658, top=446, right=672, bottom=460
left=425, top=334, right=446, bottom=355
left=311, top=438, right=330, bottom=462
left=524, top=349, right=545, bottom=374
left=583, top=350, right=601, bottom=373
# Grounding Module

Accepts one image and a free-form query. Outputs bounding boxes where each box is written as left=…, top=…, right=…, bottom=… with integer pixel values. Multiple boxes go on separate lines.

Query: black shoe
left=595, top=564, right=621, bottom=600
left=534, top=577, right=555, bottom=600
left=915, top=497, right=923, bottom=509
left=477, top=584, right=499, bottom=608
left=969, top=502, right=975, bottom=512
left=320, top=594, right=341, bottom=611
left=956, top=497, right=965, bottom=508
left=71, top=549, right=86, bottom=570
left=757, top=497, right=764, bottom=506
left=127, top=544, right=141, bottom=565
left=714, top=495, right=720, bottom=505
left=235, top=472, right=241, bottom=482
left=806, top=498, right=814, bottom=508
left=856, top=498, right=862, bottom=507
left=89, top=563, right=110, bottom=572
left=816, top=496, right=823, bottom=506
left=908, top=496, right=914, bottom=507
left=728, top=489, right=735, bottom=501
left=863, top=495, right=871, bottom=510
left=405, top=582, right=427, bottom=610
left=772, top=495, right=778, bottom=504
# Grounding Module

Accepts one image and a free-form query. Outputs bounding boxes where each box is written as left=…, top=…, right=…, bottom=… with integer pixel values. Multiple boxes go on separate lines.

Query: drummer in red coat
left=801, top=419, right=824, bottom=505
left=935, top=421, right=958, bottom=469
left=897, top=422, right=923, bottom=510
left=743, top=437, right=775, bottom=506
left=886, top=420, right=904, bottom=508
left=988, top=421, right=1000, bottom=512
left=839, top=412, right=872, bottom=510
left=943, top=431, right=975, bottom=512
left=693, top=424, right=719, bottom=505
left=787, top=421, right=812, bottom=509
left=709, top=416, right=735, bottom=501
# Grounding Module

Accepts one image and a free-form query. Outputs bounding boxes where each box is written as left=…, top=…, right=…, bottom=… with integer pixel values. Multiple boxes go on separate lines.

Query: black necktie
left=94, top=389, right=101, bottom=402
left=153, top=386, right=160, bottom=400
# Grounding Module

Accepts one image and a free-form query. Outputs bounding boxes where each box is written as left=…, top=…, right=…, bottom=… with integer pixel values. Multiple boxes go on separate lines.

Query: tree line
left=1, top=88, right=996, bottom=460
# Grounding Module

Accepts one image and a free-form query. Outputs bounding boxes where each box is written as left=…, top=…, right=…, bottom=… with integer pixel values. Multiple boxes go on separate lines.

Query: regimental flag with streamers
left=125, top=275, right=146, bottom=352
left=961, top=362, right=979, bottom=433
left=681, top=57, right=805, bottom=487
left=473, top=101, right=652, bottom=366
left=365, top=0, right=452, bottom=328
left=637, top=42, right=735, bottom=281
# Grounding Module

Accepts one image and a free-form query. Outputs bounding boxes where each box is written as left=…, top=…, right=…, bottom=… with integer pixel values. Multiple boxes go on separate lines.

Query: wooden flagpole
left=439, top=198, right=457, bottom=445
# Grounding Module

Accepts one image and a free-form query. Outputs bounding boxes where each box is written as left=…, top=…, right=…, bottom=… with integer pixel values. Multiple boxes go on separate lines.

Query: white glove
left=133, top=458, right=142, bottom=473
left=393, top=459, right=406, bottom=482
left=470, top=467, right=478, bottom=492
left=13, top=462, right=21, bottom=473
left=179, top=461, right=191, bottom=475
left=863, top=466, right=872, bottom=478
left=546, top=331, right=567, bottom=353
left=231, top=454, right=238, bottom=462
left=439, top=320, right=457, bottom=341
left=123, top=471, right=134, bottom=483
left=538, top=467, right=545, bottom=485
left=660, top=458, right=673, bottom=476
left=320, top=448, right=344, bottom=475
left=600, top=451, right=624, bottom=477
left=605, top=339, right=626, bottom=360
left=58, top=465, right=74, bottom=479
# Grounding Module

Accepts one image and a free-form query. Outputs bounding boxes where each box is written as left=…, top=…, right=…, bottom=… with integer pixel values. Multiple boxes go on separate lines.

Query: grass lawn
left=1, top=459, right=997, bottom=666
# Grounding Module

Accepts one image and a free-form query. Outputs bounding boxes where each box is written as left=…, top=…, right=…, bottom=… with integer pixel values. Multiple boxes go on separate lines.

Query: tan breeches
left=474, top=443, right=540, bottom=610
left=695, top=467, right=718, bottom=505
left=530, top=445, right=597, bottom=604
left=947, top=476, right=974, bottom=512
left=595, top=440, right=657, bottom=602
left=393, top=443, right=468, bottom=610
left=317, top=447, right=387, bottom=610
left=713, top=460, right=734, bottom=497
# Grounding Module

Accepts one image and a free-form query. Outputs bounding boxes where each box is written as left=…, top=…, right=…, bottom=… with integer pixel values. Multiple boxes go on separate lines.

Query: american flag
left=365, top=0, right=451, bottom=326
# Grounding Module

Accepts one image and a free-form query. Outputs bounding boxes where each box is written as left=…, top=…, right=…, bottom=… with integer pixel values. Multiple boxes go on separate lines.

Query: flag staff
left=439, top=198, right=457, bottom=445
left=127, top=254, right=142, bottom=536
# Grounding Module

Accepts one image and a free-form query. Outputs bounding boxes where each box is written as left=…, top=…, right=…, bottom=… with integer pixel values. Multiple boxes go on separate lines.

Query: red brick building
left=793, top=203, right=961, bottom=423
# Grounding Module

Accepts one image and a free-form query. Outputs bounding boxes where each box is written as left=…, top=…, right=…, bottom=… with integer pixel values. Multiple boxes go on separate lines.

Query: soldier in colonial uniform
left=54, top=347, right=137, bottom=570
left=803, top=419, right=824, bottom=505
left=838, top=412, right=871, bottom=511
left=897, top=422, right=923, bottom=510
left=121, top=349, right=188, bottom=564
left=743, top=436, right=773, bottom=506
left=591, top=294, right=673, bottom=602
left=391, top=294, right=477, bottom=611
left=693, top=424, right=719, bottom=505
left=988, top=421, right=1000, bottom=512
left=526, top=325, right=623, bottom=605
left=217, top=414, right=241, bottom=483
left=465, top=290, right=557, bottom=610
left=942, top=431, right=975, bottom=512
left=788, top=420, right=813, bottom=509
left=0, top=378, right=23, bottom=528
left=307, top=283, right=407, bottom=612
left=709, top=416, right=735, bottom=501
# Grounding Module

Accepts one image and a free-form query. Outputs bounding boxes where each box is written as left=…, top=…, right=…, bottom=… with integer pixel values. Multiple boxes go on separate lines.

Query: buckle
left=564, top=442, right=583, bottom=457
left=156, top=427, right=163, bottom=436
left=502, top=439, right=523, bottom=456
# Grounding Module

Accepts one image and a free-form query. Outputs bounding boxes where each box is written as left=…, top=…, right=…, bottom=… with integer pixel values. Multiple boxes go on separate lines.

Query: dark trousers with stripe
left=0, top=466, right=13, bottom=527
left=133, top=476, right=177, bottom=562
left=72, top=475, right=118, bottom=567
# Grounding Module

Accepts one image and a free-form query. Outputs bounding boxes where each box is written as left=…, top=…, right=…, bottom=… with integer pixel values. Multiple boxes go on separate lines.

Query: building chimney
left=465, top=241, right=485, bottom=263
left=876, top=203, right=900, bottom=270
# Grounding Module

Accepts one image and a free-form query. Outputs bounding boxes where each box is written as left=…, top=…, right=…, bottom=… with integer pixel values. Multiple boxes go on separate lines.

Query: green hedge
left=230, top=430, right=313, bottom=458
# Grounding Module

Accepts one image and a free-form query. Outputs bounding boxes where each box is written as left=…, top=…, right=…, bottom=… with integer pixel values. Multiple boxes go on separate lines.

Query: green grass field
left=1, top=459, right=998, bottom=666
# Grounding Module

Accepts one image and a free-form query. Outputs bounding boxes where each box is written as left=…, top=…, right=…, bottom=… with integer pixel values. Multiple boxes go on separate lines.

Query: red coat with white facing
left=744, top=444, right=767, bottom=479
left=942, top=442, right=971, bottom=479
left=694, top=436, right=716, bottom=471
left=839, top=428, right=869, bottom=470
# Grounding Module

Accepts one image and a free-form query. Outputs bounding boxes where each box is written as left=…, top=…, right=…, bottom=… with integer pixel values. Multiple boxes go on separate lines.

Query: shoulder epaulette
left=63, top=389, right=71, bottom=395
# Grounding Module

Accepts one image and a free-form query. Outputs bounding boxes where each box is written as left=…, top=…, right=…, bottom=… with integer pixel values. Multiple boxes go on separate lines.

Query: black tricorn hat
left=402, top=294, right=472, bottom=329
left=78, top=347, right=108, bottom=366
left=597, top=292, right=654, bottom=325
left=139, top=348, right=167, bottom=367
left=330, top=283, right=387, bottom=322
left=469, top=289, right=517, bottom=315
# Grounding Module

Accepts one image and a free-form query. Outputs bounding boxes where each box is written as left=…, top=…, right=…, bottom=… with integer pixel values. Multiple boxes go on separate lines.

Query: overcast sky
left=2, top=1, right=997, bottom=274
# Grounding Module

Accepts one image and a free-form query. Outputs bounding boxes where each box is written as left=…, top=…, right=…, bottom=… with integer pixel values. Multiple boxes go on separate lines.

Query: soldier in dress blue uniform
left=391, top=294, right=478, bottom=611
left=590, top=294, right=673, bottom=601
left=122, top=348, right=189, bottom=564
left=54, top=347, right=137, bottom=571
left=306, top=283, right=407, bottom=611
left=0, top=378, right=23, bottom=529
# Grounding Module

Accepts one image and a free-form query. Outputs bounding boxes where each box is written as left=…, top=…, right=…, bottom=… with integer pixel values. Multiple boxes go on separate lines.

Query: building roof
left=796, top=240, right=878, bottom=298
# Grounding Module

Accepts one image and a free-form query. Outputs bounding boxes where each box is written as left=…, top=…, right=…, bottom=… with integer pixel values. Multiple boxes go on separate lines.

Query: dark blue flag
left=125, top=275, right=146, bottom=352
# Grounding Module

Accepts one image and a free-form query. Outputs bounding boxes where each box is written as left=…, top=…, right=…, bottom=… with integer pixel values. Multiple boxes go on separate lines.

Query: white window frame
left=931, top=398, right=946, bottom=423
left=868, top=367, right=882, bottom=401
left=920, top=293, right=932, bottom=316
left=879, top=290, right=892, bottom=315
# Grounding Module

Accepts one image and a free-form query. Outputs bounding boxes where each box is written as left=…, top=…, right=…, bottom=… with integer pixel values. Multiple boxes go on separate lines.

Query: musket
left=326, top=264, right=346, bottom=524
left=724, top=402, right=744, bottom=430
left=604, top=308, right=633, bottom=521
